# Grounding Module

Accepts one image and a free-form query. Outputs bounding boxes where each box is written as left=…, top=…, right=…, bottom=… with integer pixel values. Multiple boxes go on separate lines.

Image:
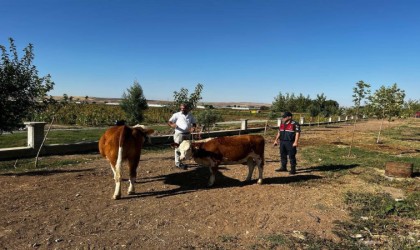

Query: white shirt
left=169, top=111, right=196, bottom=133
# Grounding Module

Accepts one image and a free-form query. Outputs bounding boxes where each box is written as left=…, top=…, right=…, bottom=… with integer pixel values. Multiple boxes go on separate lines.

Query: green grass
left=0, top=128, right=107, bottom=148
left=0, top=154, right=100, bottom=173
left=0, top=124, right=174, bottom=148
left=333, top=191, right=419, bottom=249
left=0, top=121, right=272, bottom=149
left=302, top=145, right=419, bottom=170
left=253, top=191, right=419, bottom=249
left=300, top=145, right=419, bottom=192
left=254, top=232, right=366, bottom=250
left=0, top=131, right=27, bottom=148
left=44, top=128, right=107, bottom=144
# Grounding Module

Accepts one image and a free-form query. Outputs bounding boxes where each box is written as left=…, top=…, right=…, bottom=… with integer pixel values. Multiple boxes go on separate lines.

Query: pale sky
left=2, top=0, right=419, bottom=107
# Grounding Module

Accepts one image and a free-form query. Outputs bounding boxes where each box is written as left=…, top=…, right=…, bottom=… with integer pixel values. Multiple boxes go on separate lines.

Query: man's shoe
left=176, top=163, right=187, bottom=170
left=275, top=167, right=288, bottom=172
left=289, top=166, right=296, bottom=175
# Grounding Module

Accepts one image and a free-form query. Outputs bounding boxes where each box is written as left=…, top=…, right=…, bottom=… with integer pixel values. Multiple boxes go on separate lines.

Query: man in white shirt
left=168, top=103, right=197, bottom=169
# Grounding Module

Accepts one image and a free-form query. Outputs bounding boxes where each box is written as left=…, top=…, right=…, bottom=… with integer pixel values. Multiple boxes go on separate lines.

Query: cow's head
left=172, top=140, right=206, bottom=160
left=176, top=140, right=193, bottom=160
left=133, top=124, right=154, bottom=143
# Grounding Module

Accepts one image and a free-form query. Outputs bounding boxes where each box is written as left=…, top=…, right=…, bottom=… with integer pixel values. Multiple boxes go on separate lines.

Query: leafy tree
left=401, top=99, right=420, bottom=118
left=295, top=93, right=312, bottom=113
left=307, top=104, right=320, bottom=124
left=368, top=83, right=405, bottom=143
left=120, top=80, right=148, bottom=125
left=0, top=38, right=54, bottom=134
left=271, top=92, right=296, bottom=113
left=205, top=104, right=215, bottom=109
left=348, top=80, right=370, bottom=156
left=196, top=109, right=223, bottom=131
left=315, top=93, right=327, bottom=113
left=323, top=100, right=340, bottom=117
left=271, top=91, right=340, bottom=120
left=171, top=83, right=203, bottom=111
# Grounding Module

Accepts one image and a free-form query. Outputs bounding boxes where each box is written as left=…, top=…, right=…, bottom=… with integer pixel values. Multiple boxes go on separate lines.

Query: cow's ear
left=170, top=143, right=179, bottom=148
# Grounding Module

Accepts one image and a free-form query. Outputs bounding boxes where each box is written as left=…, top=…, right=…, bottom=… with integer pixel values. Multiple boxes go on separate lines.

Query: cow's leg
left=113, top=147, right=123, bottom=200
left=256, top=157, right=264, bottom=185
left=245, top=158, right=256, bottom=182
left=127, top=156, right=139, bottom=195
left=208, top=166, right=218, bottom=187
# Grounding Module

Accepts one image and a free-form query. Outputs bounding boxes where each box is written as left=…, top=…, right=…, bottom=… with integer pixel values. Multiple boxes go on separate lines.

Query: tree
left=120, top=80, right=148, bottom=125
left=348, top=80, right=370, bottom=156
left=172, top=83, right=203, bottom=111
left=61, top=93, right=69, bottom=104
left=401, top=99, right=420, bottom=118
left=295, top=93, right=312, bottom=113
left=368, top=83, right=405, bottom=143
left=196, top=109, right=223, bottom=131
left=0, top=38, right=54, bottom=134
left=307, top=104, right=320, bottom=124
left=323, top=100, right=340, bottom=117
left=271, top=92, right=297, bottom=113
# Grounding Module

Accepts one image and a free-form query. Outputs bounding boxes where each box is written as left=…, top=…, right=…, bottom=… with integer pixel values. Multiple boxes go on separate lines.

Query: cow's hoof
left=113, top=194, right=121, bottom=200
left=257, top=179, right=263, bottom=185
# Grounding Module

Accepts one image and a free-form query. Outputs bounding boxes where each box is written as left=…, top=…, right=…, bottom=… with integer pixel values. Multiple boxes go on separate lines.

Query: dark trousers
left=280, top=140, right=297, bottom=168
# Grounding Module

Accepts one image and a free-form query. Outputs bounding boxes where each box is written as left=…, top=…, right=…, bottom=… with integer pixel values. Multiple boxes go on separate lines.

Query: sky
left=1, top=0, right=419, bottom=107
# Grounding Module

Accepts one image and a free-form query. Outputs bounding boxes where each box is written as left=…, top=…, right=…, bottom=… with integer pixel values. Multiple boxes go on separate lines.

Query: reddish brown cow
left=99, top=124, right=154, bottom=199
left=175, top=135, right=265, bottom=186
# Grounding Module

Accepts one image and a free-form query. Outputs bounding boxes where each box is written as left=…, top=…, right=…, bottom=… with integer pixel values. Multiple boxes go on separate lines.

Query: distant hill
left=51, top=96, right=271, bottom=108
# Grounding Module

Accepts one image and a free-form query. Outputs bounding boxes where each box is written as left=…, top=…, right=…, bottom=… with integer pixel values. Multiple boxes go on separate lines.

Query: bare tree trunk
left=377, top=115, right=385, bottom=144
left=35, top=117, right=55, bottom=168
left=264, top=119, right=269, bottom=136
left=348, top=112, right=359, bottom=157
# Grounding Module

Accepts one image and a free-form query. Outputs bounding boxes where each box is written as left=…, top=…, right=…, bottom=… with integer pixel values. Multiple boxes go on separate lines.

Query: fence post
left=338, top=116, right=341, bottom=122
left=328, top=117, right=332, bottom=123
left=299, top=117, right=304, bottom=125
left=24, top=122, right=47, bottom=149
left=277, top=118, right=282, bottom=127
left=240, top=119, right=248, bottom=131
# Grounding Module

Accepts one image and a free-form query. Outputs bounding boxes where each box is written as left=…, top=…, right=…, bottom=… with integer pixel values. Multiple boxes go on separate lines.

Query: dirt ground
left=0, top=119, right=418, bottom=249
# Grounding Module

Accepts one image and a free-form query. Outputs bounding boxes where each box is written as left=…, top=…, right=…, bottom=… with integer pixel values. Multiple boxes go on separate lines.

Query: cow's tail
left=255, top=136, right=265, bottom=167
left=116, top=126, right=127, bottom=171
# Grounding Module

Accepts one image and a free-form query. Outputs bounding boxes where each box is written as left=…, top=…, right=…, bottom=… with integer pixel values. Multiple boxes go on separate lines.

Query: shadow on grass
left=263, top=174, right=322, bottom=184
left=0, top=168, right=95, bottom=176
left=300, top=164, right=359, bottom=173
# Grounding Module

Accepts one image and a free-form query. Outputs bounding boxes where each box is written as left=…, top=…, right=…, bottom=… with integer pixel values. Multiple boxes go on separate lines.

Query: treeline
left=30, top=103, right=170, bottom=126
left=270, top=92, right=341, bottom=118
left=29, top=102, right=271, bottom=127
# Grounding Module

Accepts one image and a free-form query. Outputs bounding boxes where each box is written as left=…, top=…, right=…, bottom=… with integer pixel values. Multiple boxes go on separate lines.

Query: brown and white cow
left=99, top=124, right=154, bottom=199
left=175, top=134, right=265, bottom=187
